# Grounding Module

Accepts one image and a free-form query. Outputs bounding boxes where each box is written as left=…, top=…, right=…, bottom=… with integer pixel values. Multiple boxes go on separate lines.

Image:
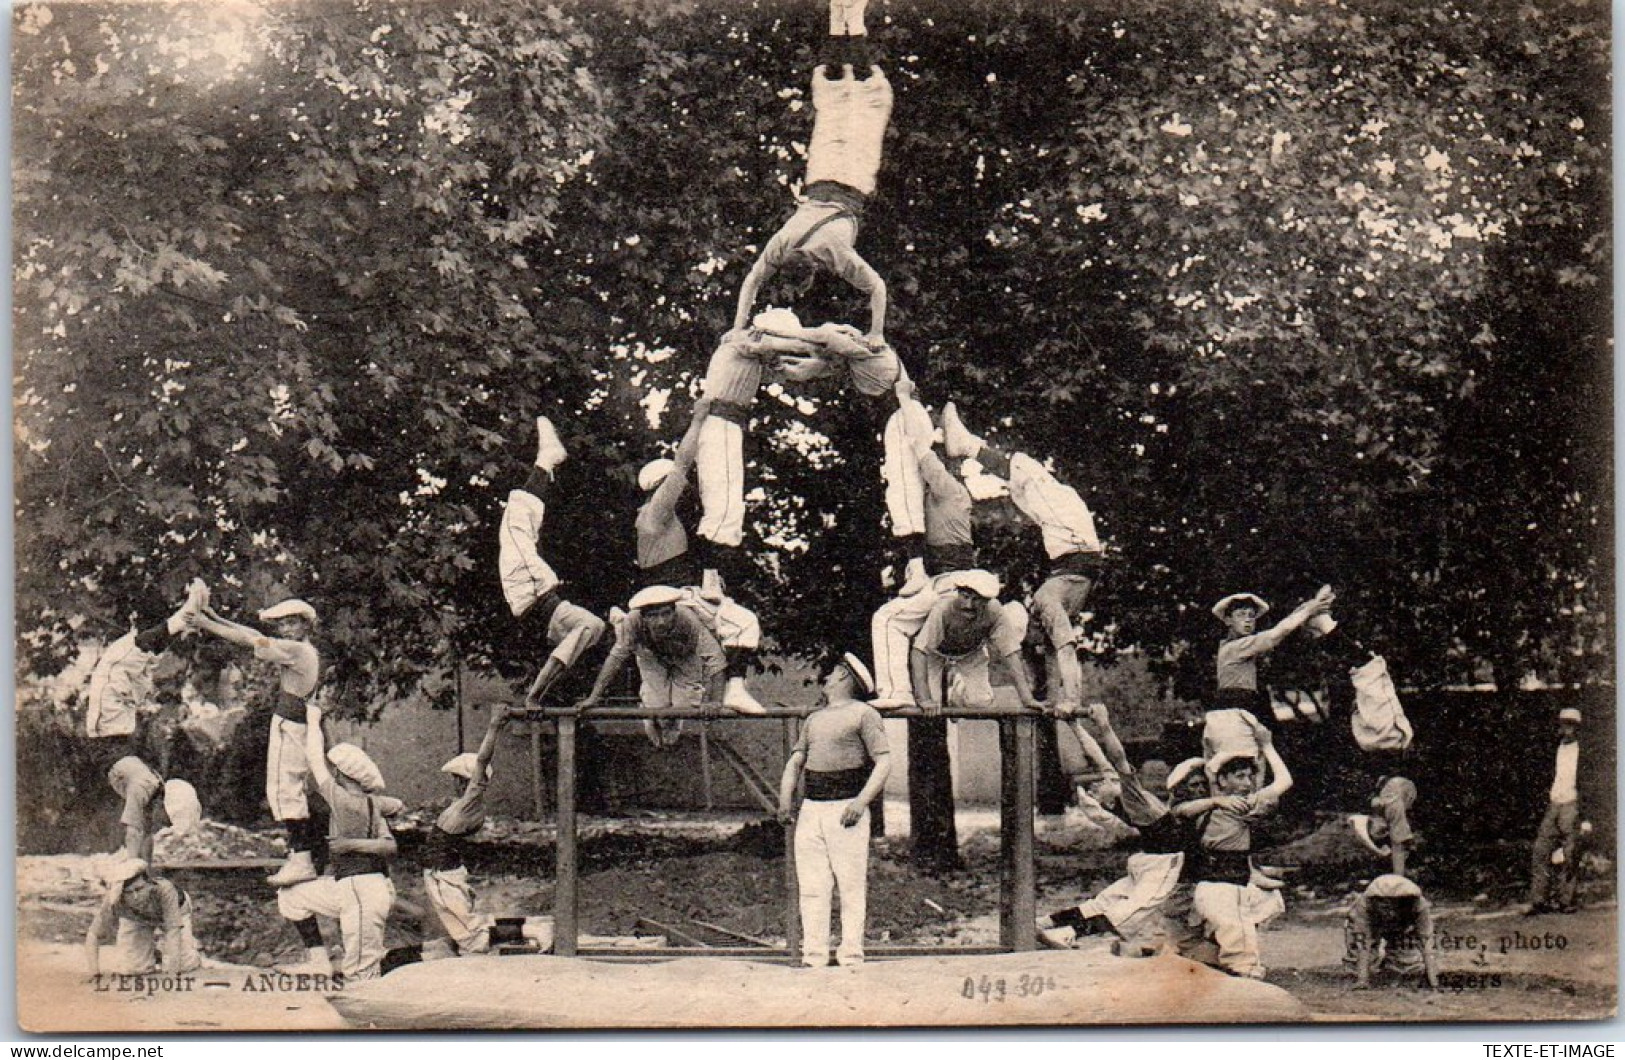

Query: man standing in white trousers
left=778, top=653, right=891, bottom=968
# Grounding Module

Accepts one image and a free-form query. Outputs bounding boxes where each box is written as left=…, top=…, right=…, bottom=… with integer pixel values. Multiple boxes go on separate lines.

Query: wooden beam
left=555, top=714, right=579, bottom=958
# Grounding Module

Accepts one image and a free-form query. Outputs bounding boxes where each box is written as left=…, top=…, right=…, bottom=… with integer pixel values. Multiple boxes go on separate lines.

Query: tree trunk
left=908, top=719, right=961, bottom=872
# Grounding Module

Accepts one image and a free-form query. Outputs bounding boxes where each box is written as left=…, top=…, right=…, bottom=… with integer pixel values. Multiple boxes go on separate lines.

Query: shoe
left=266, top=851, right=318, bottom=888
left=723, top=677, right=767, bottom=715
left=869, top=696, right=915, bottom=712
left=657, top=718, right=684, bottom=747
left=941, top=402, right=980, bottom=460
left=1243, top=967, right=1268, bottom=981
left=168, top=579, right=209, bottom=634
left=701, top=569, right=725, bottom=604
left=898, top=557, right=928, bottom=597
left=535, top=415, right=568, bottom=473
left=1524, top=903, right=1554, bottom=917
left=1037, top=926, right=1075, bottom=950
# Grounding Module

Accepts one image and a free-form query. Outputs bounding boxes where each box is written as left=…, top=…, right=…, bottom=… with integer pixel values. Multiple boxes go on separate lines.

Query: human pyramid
left=82, top=0, right=1522, bottom=993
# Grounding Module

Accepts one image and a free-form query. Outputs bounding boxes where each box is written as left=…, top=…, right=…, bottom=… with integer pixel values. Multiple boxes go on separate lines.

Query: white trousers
left=870, top=582, right=943, bottom=702
left=265, top=716, right=310, bottom=822
left=1006, top=453, right=1101, bottom=561
left=1191, top=881, right=1284, bottom=976
left=882, top=409, right=926, bottom=538
left=543, top=600, right=607, bottom=668
left=1078, top=852, right=1184, bottom=938
left=336, top=873, right=395, bottom=982
left=276, top=875, right=344, bottom=922
left=795, top=800, right=871, bottom=966
left=696, top=416, right=746, bottom=548
left=423, top=867, right=492, bottom=953
left=680, top=593, right=762, bottom=651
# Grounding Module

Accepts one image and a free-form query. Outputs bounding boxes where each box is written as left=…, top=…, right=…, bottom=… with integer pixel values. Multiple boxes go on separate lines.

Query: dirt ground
left=16, top=805, right=1617, bottom=1029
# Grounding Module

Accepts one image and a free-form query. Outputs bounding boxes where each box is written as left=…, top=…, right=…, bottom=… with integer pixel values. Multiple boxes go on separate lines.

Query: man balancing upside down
left=939, top=403, right=1107, bottom=718
left=636, top=394, right=765, bottom=716
left=85, top=581, right=207, bottom=768
left=498, top=415, right=606, bottom=709
left=734, top=0, right=893, bottom=344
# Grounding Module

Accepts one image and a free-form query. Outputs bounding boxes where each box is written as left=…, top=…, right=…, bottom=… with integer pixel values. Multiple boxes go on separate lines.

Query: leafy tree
left=14, top=0, right=1609, bottom=858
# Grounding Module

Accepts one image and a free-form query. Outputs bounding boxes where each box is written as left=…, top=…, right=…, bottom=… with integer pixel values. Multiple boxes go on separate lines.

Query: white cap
left=1559, top=707, right=1582, bottom=724
left=946, top=569, right=1001, bottom=599
left=1166, top=757, right=1207, bottom=792
left=638, top=458, right=676, bottom=492
left=103, top=856, right=148, bottom=885
left=163, top=779, right=202, bottom=834
left=629, top=585, right=684, bottom=610
left=259, top=599, right=318, bottom=625
left=1212, top=593, right=1269, bottom=621
left=839, top=652, right=876, bottom=697
left=327, top=743, right=386, bottom=793
left=441, top=752, right=490, bottom=782
left=751, top=306, right=803, bottom=334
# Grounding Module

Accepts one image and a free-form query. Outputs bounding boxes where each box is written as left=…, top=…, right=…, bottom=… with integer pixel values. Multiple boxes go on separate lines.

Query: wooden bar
left=555, top=714, right=579, bottom=958
left=530, top=703, right=1044, bottom=721
left=573, top=944, right=1011, bottom=962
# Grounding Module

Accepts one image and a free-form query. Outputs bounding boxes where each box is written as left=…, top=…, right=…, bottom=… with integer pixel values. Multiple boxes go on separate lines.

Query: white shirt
left=1549, top=740, right=1579, bottom=805
left=86, top=631, right=156, bottom=738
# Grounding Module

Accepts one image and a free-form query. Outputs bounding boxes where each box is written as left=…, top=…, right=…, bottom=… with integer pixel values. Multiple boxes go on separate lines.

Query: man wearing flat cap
left=778, top=652, right=891, bottom=967
left=909, top=570, right=1045, bottom=715
left=85, top=856, right=201, bottom=978
left=193, top=591, right=325, bottom=887
left=1528, top=706, right=1587, bottom=915
left=577, top=585, right=743, bottom=747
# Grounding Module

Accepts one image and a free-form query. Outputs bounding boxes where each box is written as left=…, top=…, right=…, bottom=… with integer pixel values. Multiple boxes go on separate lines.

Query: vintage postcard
left=11, top=0, right=1613, bottom=1033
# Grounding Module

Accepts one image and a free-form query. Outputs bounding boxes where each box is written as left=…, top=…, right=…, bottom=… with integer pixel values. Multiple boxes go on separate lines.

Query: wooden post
left=555, top=715, right=578, bottom=957
left=699, top=723, right=714, bottom=811
left=1013, top=715, right=1038, bottom=951
left=531, top=724, right=544, bottom=821
left=781, top=716, right=800, bottom=960
left=999, top=716, right=1039, bottom=951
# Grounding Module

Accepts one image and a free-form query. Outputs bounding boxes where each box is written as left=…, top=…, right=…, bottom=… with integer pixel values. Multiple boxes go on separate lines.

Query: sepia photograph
left=10, top=0, right=1615, bottom=1032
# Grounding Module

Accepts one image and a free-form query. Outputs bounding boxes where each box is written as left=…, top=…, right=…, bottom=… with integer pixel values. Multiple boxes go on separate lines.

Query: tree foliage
left=14, top=0, right=1609, bottom=716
